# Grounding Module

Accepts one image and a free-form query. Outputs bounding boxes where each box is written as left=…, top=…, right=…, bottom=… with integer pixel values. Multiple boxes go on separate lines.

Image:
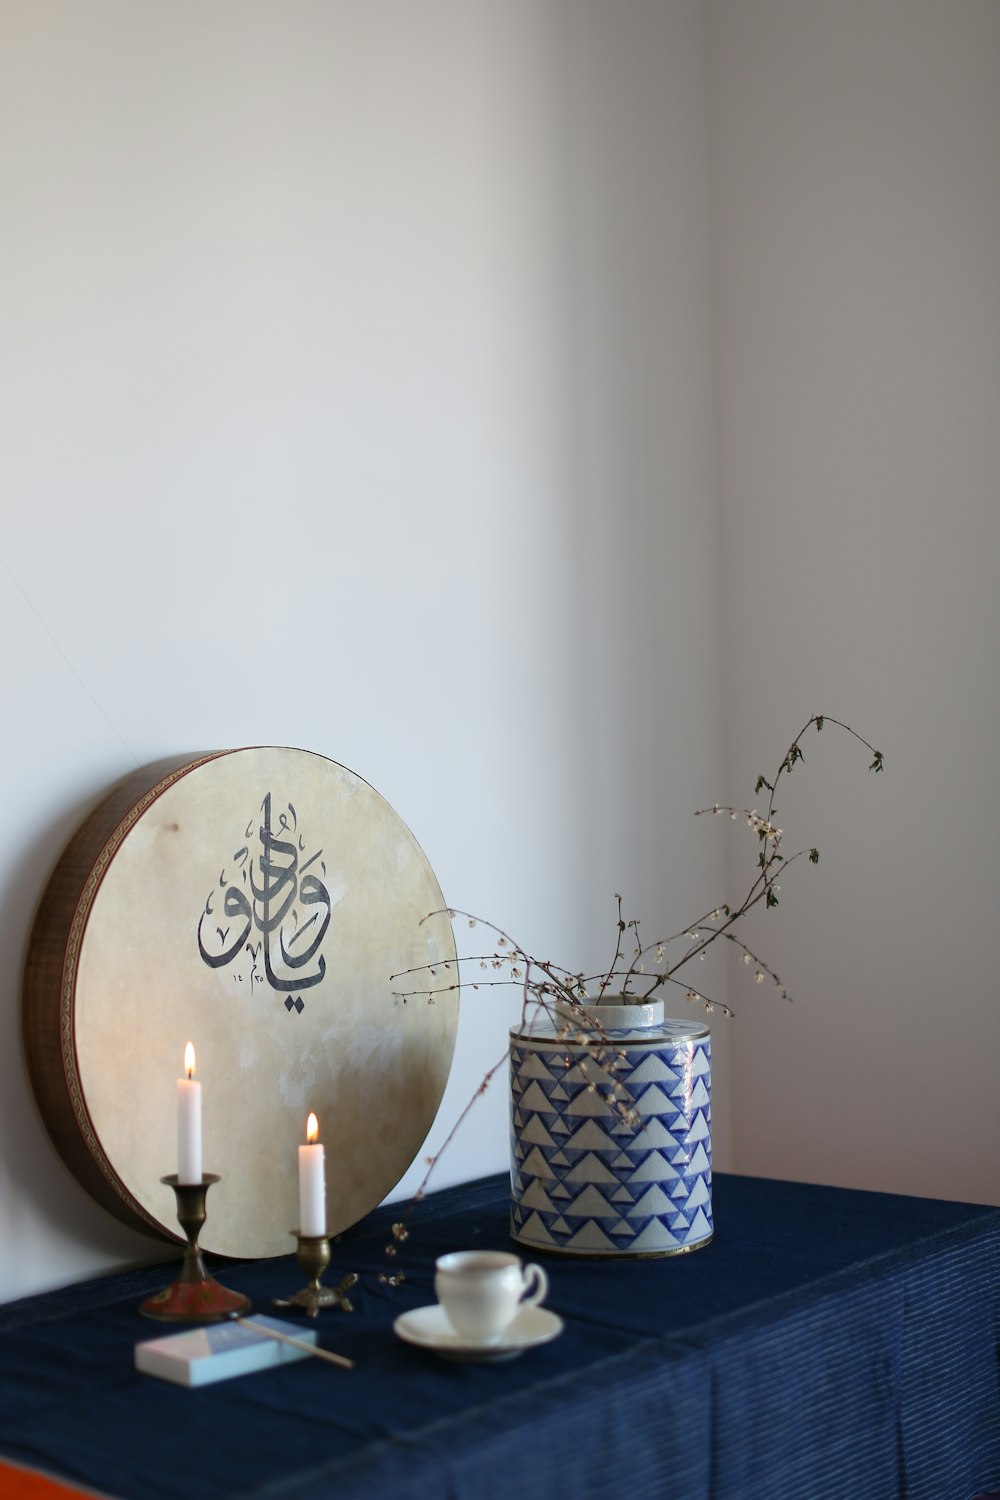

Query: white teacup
left=434, top=1250, right=549, bottom=1344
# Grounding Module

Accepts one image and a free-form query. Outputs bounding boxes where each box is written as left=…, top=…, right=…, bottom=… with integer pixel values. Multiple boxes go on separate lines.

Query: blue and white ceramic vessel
left=509, top=998, right=712, bottom=1257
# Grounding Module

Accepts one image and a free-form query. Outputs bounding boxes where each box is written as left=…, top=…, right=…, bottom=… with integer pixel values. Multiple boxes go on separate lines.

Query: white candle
left=298, top=1112, right=326, bottom=1236
left=177, top=1042, right=202, bottom=1184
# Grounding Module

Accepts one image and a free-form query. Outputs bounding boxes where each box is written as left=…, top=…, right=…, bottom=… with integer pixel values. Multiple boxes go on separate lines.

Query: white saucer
left=393, top=1303, right=564, bottom=1363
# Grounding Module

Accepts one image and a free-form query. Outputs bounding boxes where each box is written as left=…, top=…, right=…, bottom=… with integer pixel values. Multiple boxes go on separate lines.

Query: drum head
left=23, top=748, right=458, bottom=1257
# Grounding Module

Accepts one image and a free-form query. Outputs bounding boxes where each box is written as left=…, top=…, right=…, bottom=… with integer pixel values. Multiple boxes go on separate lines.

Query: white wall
left=0, top=1, right=726, bottom=1302
left=708, top=0, right=1000, bottom=1201
left=9, top=0, right=993, bottom=1312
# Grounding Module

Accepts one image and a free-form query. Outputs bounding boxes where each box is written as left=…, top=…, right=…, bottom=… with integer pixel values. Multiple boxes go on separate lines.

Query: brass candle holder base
left=272, top=1231, right=357, bottom=1319
left=139, top=1174, right=252, bottom=1323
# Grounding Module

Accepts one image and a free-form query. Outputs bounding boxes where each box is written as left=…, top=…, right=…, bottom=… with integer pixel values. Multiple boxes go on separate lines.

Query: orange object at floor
left=0, top=1460, right=115, bottom=1500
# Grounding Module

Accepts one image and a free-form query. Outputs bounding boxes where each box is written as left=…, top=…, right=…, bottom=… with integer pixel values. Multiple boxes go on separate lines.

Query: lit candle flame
left=184, top=1042, right=196, bottom=1079
left=306, top=1111, right=319, bottom=1145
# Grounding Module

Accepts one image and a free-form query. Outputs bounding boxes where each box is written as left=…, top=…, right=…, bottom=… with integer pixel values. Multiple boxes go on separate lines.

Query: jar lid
left=510, top=994, right=710, bottom=1044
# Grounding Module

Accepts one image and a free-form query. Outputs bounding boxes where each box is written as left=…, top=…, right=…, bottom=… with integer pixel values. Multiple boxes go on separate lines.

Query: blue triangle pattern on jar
left=509, top=1031, right=712, bottom=1257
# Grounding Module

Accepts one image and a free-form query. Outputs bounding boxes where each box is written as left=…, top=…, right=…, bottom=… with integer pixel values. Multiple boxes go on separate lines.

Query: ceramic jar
left=509, top=997, right=712, bottom=1257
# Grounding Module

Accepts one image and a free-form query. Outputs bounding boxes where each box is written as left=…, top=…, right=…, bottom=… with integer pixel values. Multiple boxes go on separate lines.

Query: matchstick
left=236, top=1317, right=354, bottom=1370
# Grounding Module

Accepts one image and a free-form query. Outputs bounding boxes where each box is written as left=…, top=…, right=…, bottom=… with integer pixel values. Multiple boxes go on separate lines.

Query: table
left=1, top=1172, right=999, bottom=1500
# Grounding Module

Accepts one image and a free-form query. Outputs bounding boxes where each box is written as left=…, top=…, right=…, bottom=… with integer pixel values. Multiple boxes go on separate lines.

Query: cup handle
left=521, top=1262, right=549, bottom=1308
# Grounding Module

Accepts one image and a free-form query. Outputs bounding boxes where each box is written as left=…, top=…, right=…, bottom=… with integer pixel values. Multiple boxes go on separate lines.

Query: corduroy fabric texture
left=1, top=1172, right=998, bottom=1500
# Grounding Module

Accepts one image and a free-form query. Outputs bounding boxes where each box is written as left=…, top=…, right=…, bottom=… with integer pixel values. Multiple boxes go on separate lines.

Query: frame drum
left=22, top=748, right=458, bottom=1257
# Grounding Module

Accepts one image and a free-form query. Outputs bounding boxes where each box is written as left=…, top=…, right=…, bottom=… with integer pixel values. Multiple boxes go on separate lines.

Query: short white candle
left=177, top=1042, right=202, bottom=1184
left=298, top=1112, right=326, bottom=1236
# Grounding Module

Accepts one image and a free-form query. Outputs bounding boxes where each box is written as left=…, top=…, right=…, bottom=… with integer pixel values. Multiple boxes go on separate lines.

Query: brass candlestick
left=272, top=1231, right=357, bottom=1319
left=139, top=1174, right=252, bottom=1323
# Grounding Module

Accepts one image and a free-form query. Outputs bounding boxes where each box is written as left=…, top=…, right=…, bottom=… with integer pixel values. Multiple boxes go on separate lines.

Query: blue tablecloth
left=1, top=1172, right=998, bottom=1500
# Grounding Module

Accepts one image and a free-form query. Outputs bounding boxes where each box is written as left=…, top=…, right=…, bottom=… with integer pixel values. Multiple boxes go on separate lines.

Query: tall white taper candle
left=177, top=1041, right=202, bottom=1184
left=298, top=1112, right=326, bottom=1236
